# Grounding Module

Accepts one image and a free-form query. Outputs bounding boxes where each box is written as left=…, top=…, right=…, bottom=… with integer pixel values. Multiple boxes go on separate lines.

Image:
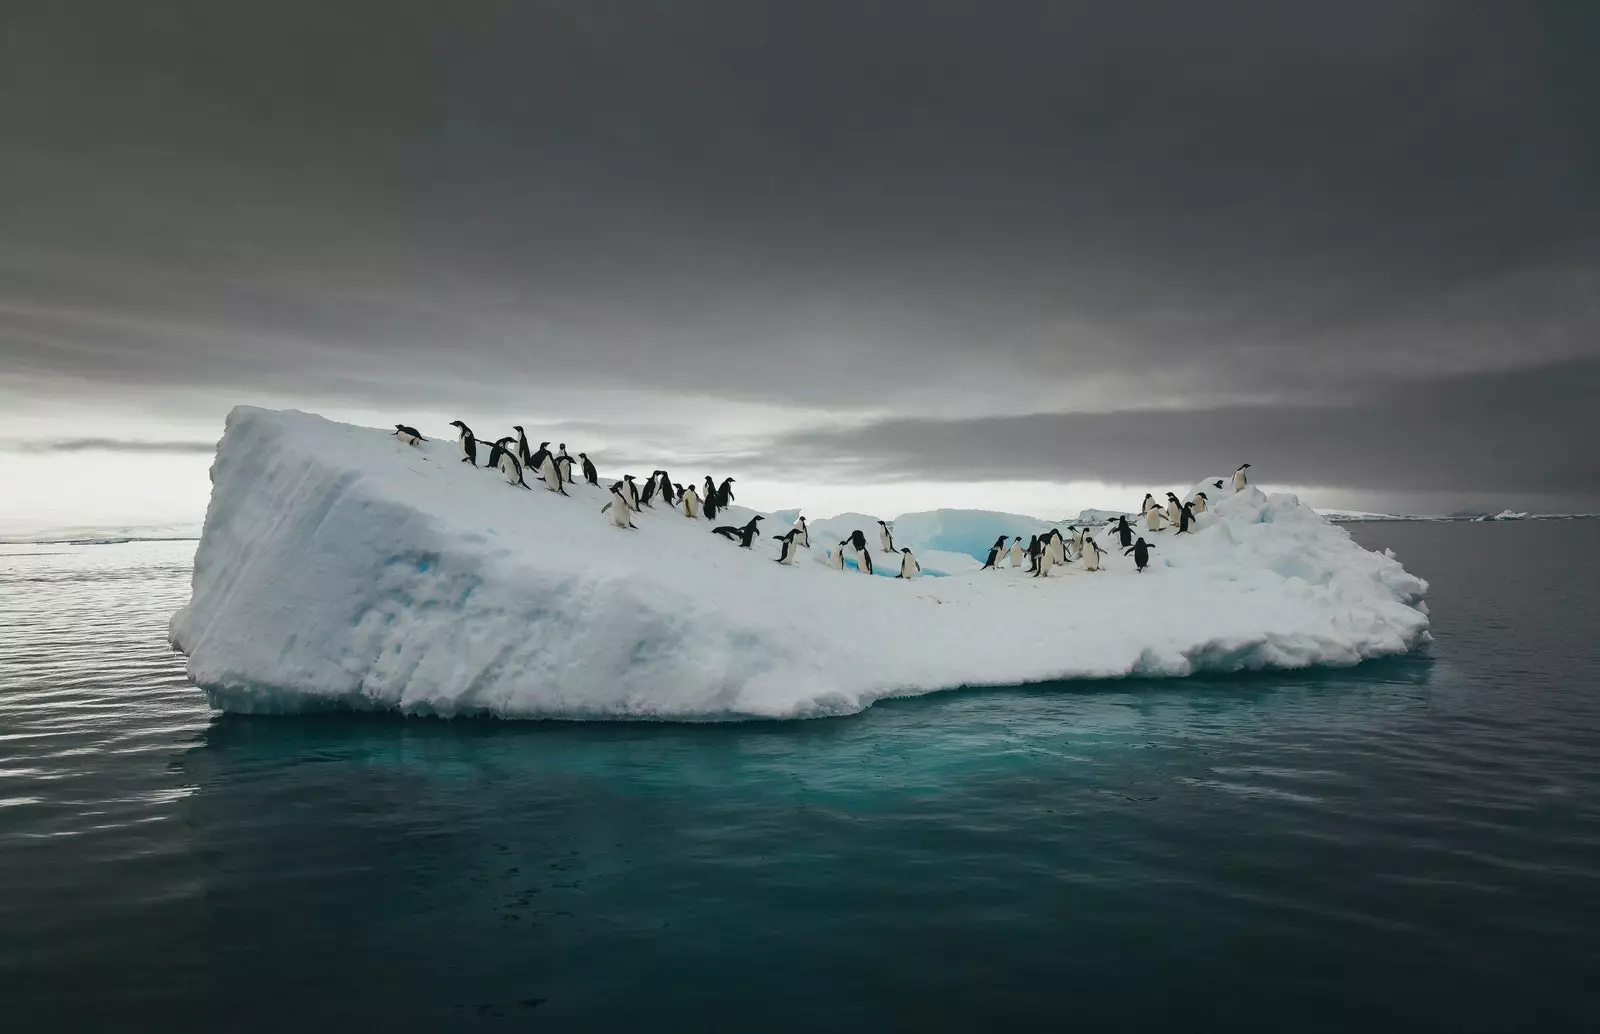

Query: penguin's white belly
left=1008, top=544, right=1021, bottom=567
left=539, top=456, right=561, bottom=490
left=1192, top=498, right=1207, bottom=514
left=500, top=456, right=520, bottom=483
left=1233, top=472, right=1247, bottom=491
left=898, top=555, right=916, bottom=578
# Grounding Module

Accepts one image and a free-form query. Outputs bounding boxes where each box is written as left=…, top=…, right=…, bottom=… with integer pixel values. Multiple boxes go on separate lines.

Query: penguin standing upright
left=1024, top=534, right=1041, bottom=573
left=1124, top=536, right=1154, bottom=572
left=848, top=530, right=873, bottom=574
left=1008, top=536, right=1023, bottom=567
left=877, top=520, right=895, bottom=554
left=828, top=542, right=847, bottom=570
left=514, top=426, right=532, bottom=466
left=793, top=516, right=810, bottom=547
left=1071, top=525, right=1087, bottom=558
left=1034, top=540, right=1055, bottom=578
left=1141, top=493, right=1156, bottom=517
left=681, top=485, right=702, bottom=518
left=896, top=547, right=920, bottom=579
left=1109, top=515, right=1134, bottom=549
left=716, top=477, right=736, bottom=509
left=393, top=424, right=425, bottom=445
left=1144, top=498, right=1166, bottom=532
left=1165, top=493, right=1182, bottom=529
left=484, top=436, right=509, bottom=470
left=657, top=470, right=676, bottom=506
left=494, top=438, right=530, bottom=488
left=1233, top=463, right=1251, bottom=492
left=1176, top=502, right=1198, bottom=534
left=703, top=476, right=717, bottom=505
left=601, top=485, right=637, bottom=528
left=1081, top=535, right=1105, bottom=571
left=1191, top=492, right=1209, bottom=515
left=638, top=475, right=658, bottom=509
left=579, top=452, right=599, bottom=487
left=1047, top=529, right=1066, bottom=566
left=622, top=475, right=639, bottom=512
left=538, top=448, right=568, bottom=495
left=449, top=421, right=477, bottom=466
left=557, top=445, right=575, bottom=484
left=530, top=441, right=552, bottom=477
left=982, top=535, right=1008, bottom=569
left=774, top=528, right=802, bottom=565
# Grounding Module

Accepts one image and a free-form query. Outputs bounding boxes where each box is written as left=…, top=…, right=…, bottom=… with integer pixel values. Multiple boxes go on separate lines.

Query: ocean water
left=2, top=523, right=1598, bottom=1031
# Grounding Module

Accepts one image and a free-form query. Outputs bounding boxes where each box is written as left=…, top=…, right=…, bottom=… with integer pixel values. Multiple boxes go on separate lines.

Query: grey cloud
left=3, top=438, right=217, bottom=454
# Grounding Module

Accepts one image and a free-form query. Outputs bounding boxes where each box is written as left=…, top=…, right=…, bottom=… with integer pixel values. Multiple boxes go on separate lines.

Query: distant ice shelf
left=169, top=407, right=1431, bottom=721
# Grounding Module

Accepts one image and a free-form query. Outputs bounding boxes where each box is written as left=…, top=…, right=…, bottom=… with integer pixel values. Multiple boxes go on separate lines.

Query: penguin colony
left=401, top=421, right=1251, bottom=581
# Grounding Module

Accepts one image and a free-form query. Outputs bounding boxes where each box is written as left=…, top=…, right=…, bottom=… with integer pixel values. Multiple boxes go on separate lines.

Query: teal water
left=2, top=523, right=1598, bottom=1031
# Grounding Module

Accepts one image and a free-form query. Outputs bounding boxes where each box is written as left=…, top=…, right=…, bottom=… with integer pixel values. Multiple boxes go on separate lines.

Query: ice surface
left=170, top=408, right=1430, bottom=721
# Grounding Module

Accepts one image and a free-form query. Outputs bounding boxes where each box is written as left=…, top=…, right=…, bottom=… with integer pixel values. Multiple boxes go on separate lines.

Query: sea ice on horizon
left=169, top=407, right=1431, bottom=720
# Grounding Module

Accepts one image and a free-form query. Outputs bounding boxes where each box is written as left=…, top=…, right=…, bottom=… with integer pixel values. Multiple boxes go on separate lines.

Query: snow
left=170, top=407, right=1431, bottom=721
left=1475, top=510, right=1529, bottom=522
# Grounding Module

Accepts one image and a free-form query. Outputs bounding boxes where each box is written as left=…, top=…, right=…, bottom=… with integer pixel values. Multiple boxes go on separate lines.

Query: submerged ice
left=169, top=407, right=1430, bottom=720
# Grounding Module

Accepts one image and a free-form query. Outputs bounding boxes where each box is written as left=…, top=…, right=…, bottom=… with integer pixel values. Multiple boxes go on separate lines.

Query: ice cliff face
left=170, top=407, right=1429, bottom=720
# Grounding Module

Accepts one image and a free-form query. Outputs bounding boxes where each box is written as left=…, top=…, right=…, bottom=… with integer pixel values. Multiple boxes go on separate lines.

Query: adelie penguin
left=716, top=478, right=735, bottom=509
left=1047, top=528, right=1066, bottom=566
left=638, top=474, right=658, bottom=509
left=1232, top=463, right=1251, bottom=493
left=701, top=478, right=721, bottom=520
left=484, top=436, right=509, bottom=470
left=827, top=542, right=847, bottom=570
left=1144, top=498, right=1166, bottom=533
left=1165, top=492, right=1182, bottom=529
left=657, top=470, right=676, bottom=506
left=774, top=528, right=802, bottom=565
left=1124, top=536, right=1154, bottom=572
left=530, top=441, right=552, bottom=475
left=537, top=444, right=568, bottom=495
left=896, top=547, right=920, bottom=579
left=847, top=530, right=873, bottom=574
left=877, top=520, right=895, bottom=554
left=392, top=424, right=425, bottom=445
left=514, top=425, right=532, bottom=466
left=1024, top=534, right=1041, bottom=574
left=1175, top=501, right=1198, bottom=534
left=681, top=485, right=702, bottom=518
left=712, top=515, right=764, bottom=548
left=621, top=475, right=640, bottom=512
left=556, top=445, right=575, bottom=485
left=793, top=516, right=809, bottom=548
left=1080, top=534, right=1105, bottom=572
left=1034, top=539, right=1055, bottom=578
left=982, top=535, right=1007, bottom=570
left=497, top=442, right=532, bottom=489
left=579, top=453, right=599, bottom=487
left=600, top=485, right=637, bottom=528
left=448, top=421, right=477, bottom=466
left=1109, top=515, right=1135, bottom=549
left=1008, top=536, right=1023, bottom=568
left=1190, top=492, right=1208, bottom=516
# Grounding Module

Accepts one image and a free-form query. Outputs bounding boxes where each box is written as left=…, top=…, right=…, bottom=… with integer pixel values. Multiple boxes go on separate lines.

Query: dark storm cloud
left=1, top=1, right=1597, bottom=493
left=768, top=357, right=1600, bottom=496
left=1, top=438, right=217, bottom=454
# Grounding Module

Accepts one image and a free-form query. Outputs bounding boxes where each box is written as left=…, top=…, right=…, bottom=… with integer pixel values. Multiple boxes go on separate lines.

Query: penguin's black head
left=448, top=420, right=464, bottom=428
left=624, top=474, right=635, bottom=481
left=1241, top=463, right=1252, bottom=469
left=579, top=452, right=588, bottom=459
left=559, top=442, right=566, bottom=448
left=901, top=547, right=912, bottom=553
left=541, top=441, right=550, bottom=448
left=513, top=425, right=523, bottom=432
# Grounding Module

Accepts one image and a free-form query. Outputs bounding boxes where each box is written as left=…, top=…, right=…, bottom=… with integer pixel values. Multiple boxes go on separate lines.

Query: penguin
left=1124, top=536, right=1154, bottom=572
left=1213, top=480, right=1226, bottom=490
left=716, top=477, right=736, bottom=509
left=1047, top=528, right=1066, bottom=566
left=1165, top=492, right=1182, bottom=529
left=703, top=476, right=717, bottom=505
left=774, top=528, right=802, bottom=565
left=896, top=547, right=920, bottom=579
left=1034, top=540, right=1055, bottom=577
left=600, top=484, right=637, bottom=528
left=579, top=452, right=599, bottom=487
left=392, top=424, right=425, bottom=445
left=497, top=443, right=531, bottom=489
left=1176, top=501, right=1198, bottom=534
left=1191, top=492, right=1209, bottom=515
left=793, top=516, right=810, bottom=547
left=982, top=534, right=1007, bottom=570
left=1141, top=493, right=1156, bottom=517
left=1233, top=463, right=1251, bottom=493
left=1144, top=499, right=1166, bottom=533
left=877, top=520, right=895, bottom=554
left=712, top=515, right=764, bottom=548
left=484, top=436, right=509, bottom=471
left=1024, top=534, right=1041, bottom=573
left=828, top=542, right=847, bottom=570
left=537, top=448, right=568, bottom=495
left=514, top=425, right=532, bottom=466
left=1071, top=525, right=1087, bottom=558
left=638, top=474, right=658, bottom=509
left=1081, top=534, right=1105, bottom=571
left=657, top=470, right=676, bottom=506
left=448, top=421, right=477, bottom=466
left=1008, top=536, right=1023, bottom=568
left=557, top=445, right=575, bottom=485
left=622, top=475, right=640, bottom=512
left=530, top=441, right=552, bottom=476
left=848, top=530, right=873, bottom=574
left=1109, top=515, right=1135, bottom=549
left=681, top=486, right=702, bottom=518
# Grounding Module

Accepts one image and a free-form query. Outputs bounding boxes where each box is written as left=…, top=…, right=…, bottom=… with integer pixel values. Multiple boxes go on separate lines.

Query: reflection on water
left=3, top=527, right=1599, bottom=1031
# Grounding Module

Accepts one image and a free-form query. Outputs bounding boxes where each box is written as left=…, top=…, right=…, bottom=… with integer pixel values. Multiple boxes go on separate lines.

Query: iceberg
left=170, top=407, right=1430, bottom=721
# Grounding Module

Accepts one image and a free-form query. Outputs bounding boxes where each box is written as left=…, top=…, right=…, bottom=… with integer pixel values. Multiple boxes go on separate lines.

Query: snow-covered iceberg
left=170, top=407, right=1430, bottom=721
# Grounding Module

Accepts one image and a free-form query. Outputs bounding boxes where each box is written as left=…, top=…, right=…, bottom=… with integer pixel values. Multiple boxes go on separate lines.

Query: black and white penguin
left=1008, top=536, right=1023, bottom=568
left=848, top=530, right=873, bottom=574
left=703, top=476, right=717, bottom=505
left=713, top=515, right=764, bottom=548
left=622, top=475, right=640, bottom=512
left=1034, top=539, right=1055, bottom=577
left=793, top=516, right=810, bottom=548
left=774, top=528, right=802, bottom=565
left=514, top=425, right=532, bottom=466
left=1165, top=492, right=1182, bottom=529
left=1070, top=525, right=1087, bottom=560
left=448, top=421, right=477, bottom=466
left=498, top=444, right=531, bottom=489
left=1047, top=528, right=1066, bottom=566
left=982, top=535, right=1008, bottom=569
left=1144, top=498, right=1166, bottom=533
left=657, top=470, right=676, bottom=506
left=579, top=453, right=599, bottom=487
left=1024, top=534, right=1041, bottom=573
left=638, top=474, right=658, bottom=509
left=1141, top=493, right=1156, bottom=517
left=1124, top=536, right=1154, bottom=572
left=896, top=547, right=920, bottom=579
left=537, top=446, right=568, bottom=495
left=485, top=436, right=510, bottom=470
left=1081, top=534, right=1105, bottom=572
left=681, top=485, right=702, bottom=518
left=877, top=520, right=895, bottom=554
left=716, top=477, right=735, bottom=509
left=1176, top=501, right=1198, bottom=534
left=393, top=424, right=425, bottom=445
left=601, top=484, right=637, bottom=528
left=1213, top=479, right=1226, bottom=490
left=1191, top=491, right=1209, bottom=515
left=557, top=445, right=575, bottom=485
left=828, top=541, right=847, bottom=570
left=1232, top=463, right=1251, bottom=493
left=530, top=441, right=552, bottom=475
left=1109, top=515, right=1134, bottom=549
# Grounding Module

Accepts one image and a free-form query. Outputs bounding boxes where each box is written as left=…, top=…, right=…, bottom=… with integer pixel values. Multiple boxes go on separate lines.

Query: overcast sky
left=3, top=1, right=1596, bottom=528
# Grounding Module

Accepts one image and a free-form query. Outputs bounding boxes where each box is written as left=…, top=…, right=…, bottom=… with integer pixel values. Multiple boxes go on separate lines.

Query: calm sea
left=2, top=523, right=1597, bottom=1032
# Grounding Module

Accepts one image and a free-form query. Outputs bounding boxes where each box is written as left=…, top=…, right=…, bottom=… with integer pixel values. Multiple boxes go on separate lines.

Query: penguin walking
left=877, top=520, right=895, bottom=554
left=1191, top=492, right=1209, bottom=515
left=579, top=452, right=599, bottom=487
left=712, top=515, right=764, bottom=548
left=1081, top=535, right=1105, bottom=572
left=514, top=425, right=532, bottom=466
left=657, top=470, right=676, bottom=506
left=538, top=448, right=568, bottom=495
left=716, top=477, right=736, bottom=509
left=702, top=478, right=721, bottom=520
left=793, top=516, right=810, bottom=547
left=848, top=530, right=874, bottom=574
left=1047, top=529, right=1066, bottom=566
left=393, top=424, right=425, bottom=445
left=1024, top=534, right=1041, bottom=574
left=1165, top=493, right=1182, bottom=529
left=774, top=528, right=802, bottom=565
left=1124, top=536, right=1154, bottom=572
left=982, top=534, right=1008, bottom=570
left=1007, top=536, right=1023, bottom=568
left=448, top=421, right=478, bottom=466
left=1175, top=501, right=1198, bottom=534
left=601, top=485, right=637, bottom=528
left=1034, top=540, right=1055, bottom=577
left=622, top=475, right=640, bottom=512
left=484, top=436, right=510, bottom=470
left=497, top=444, right=531, bottom=489
left=896, top=547, right=920, bottom=579
left=556, top=445, right=574, bottom=484
left=530, top=441, right=552, bottom=478
left=638, top=475, right=658, bottom=509
left=1109, top=515, right=1134, bottom=549
left=1141, top=493, right=1156, bottom=518
left=1232, top=463, right=1251, bottom=493
left=681, top=486, right=702, bottom=518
